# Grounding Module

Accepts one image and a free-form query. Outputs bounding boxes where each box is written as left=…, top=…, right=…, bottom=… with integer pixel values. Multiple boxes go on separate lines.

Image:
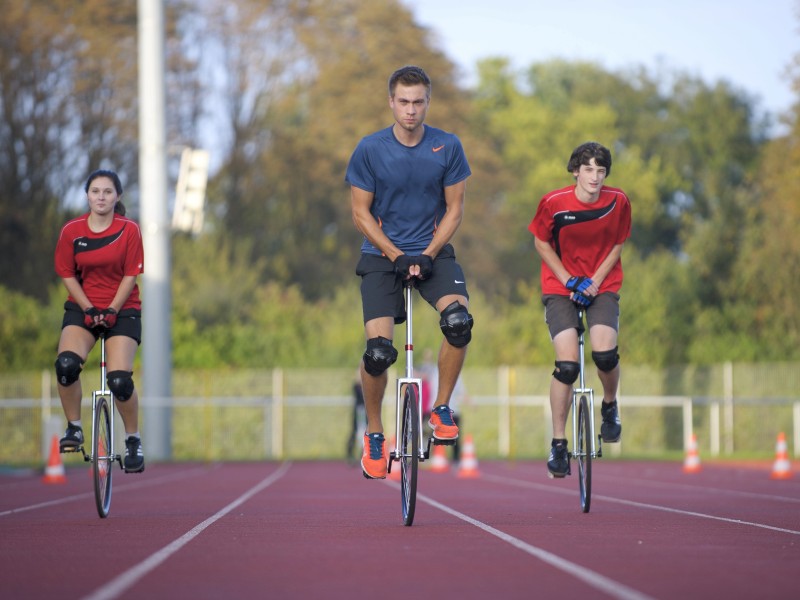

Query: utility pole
left=138, top=0, right=172, bottom=459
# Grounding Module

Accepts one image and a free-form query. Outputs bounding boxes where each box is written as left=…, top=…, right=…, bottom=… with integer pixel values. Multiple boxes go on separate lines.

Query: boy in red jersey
left=54, top=169, right=146, bottom=473
left=529, top=142, right=631, bottom=478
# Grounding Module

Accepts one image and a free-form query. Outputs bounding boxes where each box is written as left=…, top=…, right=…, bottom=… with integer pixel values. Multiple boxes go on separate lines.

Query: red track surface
left=1, top=459, right=798, bottom=599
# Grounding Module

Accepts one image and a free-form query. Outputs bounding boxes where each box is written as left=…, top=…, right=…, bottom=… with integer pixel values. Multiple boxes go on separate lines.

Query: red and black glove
left=100, top=308, right=117, bottom=329
left=84, top=306, right=101, bottom=328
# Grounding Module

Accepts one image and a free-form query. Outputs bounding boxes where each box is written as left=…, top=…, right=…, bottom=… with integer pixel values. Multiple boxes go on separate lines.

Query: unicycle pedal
left=431, top=437, right=456, bottom=446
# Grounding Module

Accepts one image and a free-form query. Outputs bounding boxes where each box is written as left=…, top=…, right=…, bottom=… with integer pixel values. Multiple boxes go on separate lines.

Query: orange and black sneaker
left=429, top=405, right=459, bottom=441
left=361, top=432, right=388, bottom=479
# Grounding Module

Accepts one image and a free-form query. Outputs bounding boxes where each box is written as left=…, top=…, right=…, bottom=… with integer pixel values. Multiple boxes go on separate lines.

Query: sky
left=404, top=0, right=798, bottom=134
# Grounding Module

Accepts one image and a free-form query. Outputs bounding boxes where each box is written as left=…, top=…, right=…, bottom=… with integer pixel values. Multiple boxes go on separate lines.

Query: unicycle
left=571, top=309, right=602, bottom=513
left=387, top=281, right=428, bottom=526
left=62, top=332, right=124, bottom=518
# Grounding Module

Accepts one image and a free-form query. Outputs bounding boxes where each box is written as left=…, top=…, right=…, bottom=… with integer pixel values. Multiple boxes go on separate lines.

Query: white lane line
left=481, top=473, right=800, bottom=536
left=80, top=462, right=291, bottom=600
left=0, top=465, right=220, bottom=517
left=601, top=474, right=800, bottom=504
left=417, top=491, right=655, bottom=600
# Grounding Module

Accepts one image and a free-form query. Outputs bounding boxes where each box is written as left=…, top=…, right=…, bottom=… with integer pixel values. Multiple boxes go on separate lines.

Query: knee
left=439, top=302, right=474, bottom=348
left=592, top=347, right=619, bottom=372
left=107, top=370, right=135, bottom=401
left=363, top=337, right=398, bottom=377
left=553, top=361, right=580, bottom=385
left=55, top=351, right=84, bottom=386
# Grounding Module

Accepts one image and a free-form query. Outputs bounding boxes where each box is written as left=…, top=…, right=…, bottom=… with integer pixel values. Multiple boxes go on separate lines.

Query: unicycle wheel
left=92, top=395, right=114, bottom=518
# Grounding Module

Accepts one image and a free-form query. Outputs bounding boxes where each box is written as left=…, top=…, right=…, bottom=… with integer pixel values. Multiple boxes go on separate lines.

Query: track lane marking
left=80, top=462, right=291, bottom=600
left=416, top=491, right=655, bottom=600
left=0, top=465, right=220, bottom=517
left=600, top=473, right=800, bottom=504
left=481, top=473, right=800, bottom=536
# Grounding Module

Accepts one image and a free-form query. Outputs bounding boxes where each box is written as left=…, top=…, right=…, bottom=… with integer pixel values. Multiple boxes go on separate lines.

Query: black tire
left=577, top=395, right=592, bottom=513
left=93, top=396, right=113, bottom=518
left=400, top=383, right=420, bottom=526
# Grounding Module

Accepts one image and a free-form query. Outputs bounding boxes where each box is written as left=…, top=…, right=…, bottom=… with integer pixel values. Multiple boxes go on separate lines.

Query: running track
left=1, top=460, right=798, bottom=599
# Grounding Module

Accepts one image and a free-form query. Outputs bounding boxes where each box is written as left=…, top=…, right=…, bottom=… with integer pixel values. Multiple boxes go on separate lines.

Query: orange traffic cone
left=457, top=435, right=480, bottom=478
left=388, top=437, right=401, bottom=481
left=43, top=434, right=67, bottom=484
left=770, top=432, right=792, bottom=480
left=429, top=443, right=449, bottom=473
left=682, top=433, right=701, bottom=474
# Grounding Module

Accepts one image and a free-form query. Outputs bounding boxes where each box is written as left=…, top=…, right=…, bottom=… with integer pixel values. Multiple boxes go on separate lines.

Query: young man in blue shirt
left=346, top=65, right=473, bottom=479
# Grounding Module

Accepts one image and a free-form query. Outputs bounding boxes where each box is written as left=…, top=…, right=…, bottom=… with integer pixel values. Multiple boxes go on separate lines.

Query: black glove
left=565, top=276, right=593, bottom=294
left=393, top=254, right=415, bottom=277
left=417, top=254, right=433, bottom=279
left=84, top=306, right=101, bottom=328
left=100, top=308, right=117, bottom=329
left=394, top=254, right=434, bottom=279
left=572, top=291, right=593, bottom=307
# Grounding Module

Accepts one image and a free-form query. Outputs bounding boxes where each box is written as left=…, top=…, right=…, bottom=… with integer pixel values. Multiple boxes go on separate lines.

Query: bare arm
left=350, top=186, right=404, bottom=262
left=534, top=237, right=624, bottom=296
left=61, top=274, right=137, bottom=314
left=534, top=236, right=571, bottom=287
left=423, top=179, right=466, bottom=259
left=61, top=277, right=94, bottom=312
left=107, top=275, right=138, bottom=313
left=591, top=243, right=624, bottom=289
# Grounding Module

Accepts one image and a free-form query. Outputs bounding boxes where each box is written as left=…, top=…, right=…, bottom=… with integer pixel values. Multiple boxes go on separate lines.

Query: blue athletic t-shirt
left=345, top=125, right=471, bottom=255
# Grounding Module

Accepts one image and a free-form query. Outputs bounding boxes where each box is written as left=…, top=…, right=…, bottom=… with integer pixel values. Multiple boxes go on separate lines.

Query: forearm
left=591, top=244, right=624, bottom=287
left=107, top=276, right=137, bottom=312
left=423, top=204, right=462, bottom=258
left=351, top=187, right=404, bottom=261
left=534, top=237, right=571, bottom=285
left=424, top=180, right=465, bottom=258
left=352, top=211, right=404, bottom=261
left=62, top=277, right=94, bottom=311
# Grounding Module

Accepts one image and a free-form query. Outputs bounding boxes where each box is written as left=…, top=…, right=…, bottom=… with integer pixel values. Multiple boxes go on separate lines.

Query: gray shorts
left=357, top=244, right=469, bottom=324
left=542, top=293, right=620, bottom=339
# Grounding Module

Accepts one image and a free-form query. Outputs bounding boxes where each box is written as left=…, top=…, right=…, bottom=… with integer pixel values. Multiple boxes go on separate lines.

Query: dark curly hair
left=567, top=142, right=612, bottom=177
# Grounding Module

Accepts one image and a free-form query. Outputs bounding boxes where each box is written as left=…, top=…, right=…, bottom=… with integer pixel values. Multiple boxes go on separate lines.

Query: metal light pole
left=138, top=0, right=172, bottom=459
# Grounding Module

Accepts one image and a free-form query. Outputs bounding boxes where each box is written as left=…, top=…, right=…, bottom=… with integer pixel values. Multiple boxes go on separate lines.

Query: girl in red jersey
left=54, top=169, right=146, bottom=473
left=528, top=142, right=631, bottom=479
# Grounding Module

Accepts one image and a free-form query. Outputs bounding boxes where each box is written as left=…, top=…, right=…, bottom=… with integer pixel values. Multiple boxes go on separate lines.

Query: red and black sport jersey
left=529, top=185, right=631, bottom=296
left=54, top=213, right=144, bottom=309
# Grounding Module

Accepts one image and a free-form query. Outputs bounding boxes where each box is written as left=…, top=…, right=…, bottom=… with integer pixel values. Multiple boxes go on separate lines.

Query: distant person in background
left=345, top=369, right=367, bottom=465
left=529, top=142, right=631, bottom=479
left=54, top=169, right=146, bottom=473
left=346, top=65, right=474, bottom=480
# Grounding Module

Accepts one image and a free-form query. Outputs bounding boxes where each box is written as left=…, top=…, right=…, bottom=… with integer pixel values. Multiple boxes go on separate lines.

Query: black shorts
left=61, top=301, right=142, bottom=345
left=542, top=292, right=620, bottom=339
left=356, top=244, right=469, bottom=324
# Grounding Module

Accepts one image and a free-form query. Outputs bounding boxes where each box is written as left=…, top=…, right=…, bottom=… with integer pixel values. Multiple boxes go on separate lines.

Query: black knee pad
left=107, top=370, right=135, bottom=401
left=363, top=337, right=398, bottom=377
left=439, top=301, right=474, bottom=348
left=55, top=351, right=84, bottom=386
left=553, top=361, right=580, bottom=385
left=592, top=347, right=619, bottom=372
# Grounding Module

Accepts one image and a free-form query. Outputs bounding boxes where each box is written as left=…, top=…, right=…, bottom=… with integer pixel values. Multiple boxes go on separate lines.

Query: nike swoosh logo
left=454, top=280, right=464, bottom=284
left=433, top=145, right=445, bottom=152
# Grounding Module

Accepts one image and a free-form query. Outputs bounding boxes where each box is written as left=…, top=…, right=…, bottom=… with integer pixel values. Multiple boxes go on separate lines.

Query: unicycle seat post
left=572, top=309, right=597, bottom=457
left=404, top=282, right=414, bottom=380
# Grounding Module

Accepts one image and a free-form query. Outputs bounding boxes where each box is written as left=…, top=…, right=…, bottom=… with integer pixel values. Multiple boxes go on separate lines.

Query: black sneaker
left=59, top=424, right=84, bottom=452
left=124, top=436, right=145, bottom=473
left=547, top=439, right=570, bottom=478
left=601, top=400, right=622, bottom=443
